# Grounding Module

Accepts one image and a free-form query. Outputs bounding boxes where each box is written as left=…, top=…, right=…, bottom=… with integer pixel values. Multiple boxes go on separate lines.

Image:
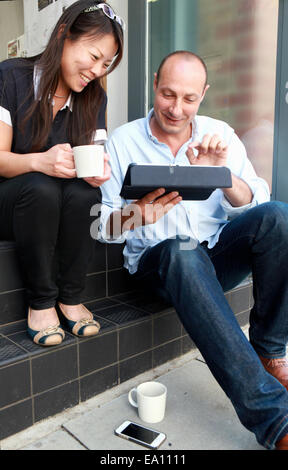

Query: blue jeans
left=133, top=201, right=288, bottom=449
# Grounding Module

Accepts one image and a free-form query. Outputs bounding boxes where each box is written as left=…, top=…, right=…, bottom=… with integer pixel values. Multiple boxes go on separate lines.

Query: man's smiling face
left=152, top=55, right=209, bottom=139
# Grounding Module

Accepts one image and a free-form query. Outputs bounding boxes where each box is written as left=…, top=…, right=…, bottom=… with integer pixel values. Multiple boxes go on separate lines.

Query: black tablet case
left=120, top=164, right=232, bottom=200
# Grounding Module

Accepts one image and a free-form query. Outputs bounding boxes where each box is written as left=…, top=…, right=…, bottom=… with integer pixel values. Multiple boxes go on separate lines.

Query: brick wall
left=197, top=0, right=278, bottom=189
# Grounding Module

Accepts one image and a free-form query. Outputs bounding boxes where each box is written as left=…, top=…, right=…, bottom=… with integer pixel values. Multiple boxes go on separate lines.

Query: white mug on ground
left=73, top=144, right=104, bottom=178
left=128, top=381, right=167, bottom=423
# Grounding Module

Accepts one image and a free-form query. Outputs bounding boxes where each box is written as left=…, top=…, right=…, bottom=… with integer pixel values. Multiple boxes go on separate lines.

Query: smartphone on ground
left=114, top=420, right=166, bottom=449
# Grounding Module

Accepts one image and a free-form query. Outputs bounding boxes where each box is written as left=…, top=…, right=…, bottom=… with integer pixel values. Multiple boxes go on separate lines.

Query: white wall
left=23, top=0, right=75, bottom=56
left=0, top=0, right=24, bottom=61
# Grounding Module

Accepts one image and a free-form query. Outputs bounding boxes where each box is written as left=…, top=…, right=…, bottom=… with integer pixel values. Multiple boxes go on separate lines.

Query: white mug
left=128, top=381, right=167, bottom=423
left=73, top=144, right=104, bottom=178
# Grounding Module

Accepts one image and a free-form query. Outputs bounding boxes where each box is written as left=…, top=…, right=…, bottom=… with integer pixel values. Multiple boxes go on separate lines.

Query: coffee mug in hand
left=73, top=144, right=104, bottom=178
left=128, top=381, right=167, bottom=423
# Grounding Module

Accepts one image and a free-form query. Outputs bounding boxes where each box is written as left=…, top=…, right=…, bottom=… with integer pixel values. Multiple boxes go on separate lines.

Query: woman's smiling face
left=59, top=33, right=118, bottom=93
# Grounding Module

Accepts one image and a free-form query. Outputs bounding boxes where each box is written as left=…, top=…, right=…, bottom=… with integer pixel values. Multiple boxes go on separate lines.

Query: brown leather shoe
left=259, top=355, right=288, bottom=390
left=276, top=434, right=288, bottom=450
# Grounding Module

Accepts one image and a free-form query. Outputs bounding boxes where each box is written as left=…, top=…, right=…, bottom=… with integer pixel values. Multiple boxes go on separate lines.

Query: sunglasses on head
left=83, top=3, right=126, bottom=30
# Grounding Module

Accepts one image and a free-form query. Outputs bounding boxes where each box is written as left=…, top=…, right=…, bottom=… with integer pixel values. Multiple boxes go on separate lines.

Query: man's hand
left=108, top=188, right=182, bottom=238
left=186, top=134, right=228, bottom=167
left=130, top=188, right=182, bottom=227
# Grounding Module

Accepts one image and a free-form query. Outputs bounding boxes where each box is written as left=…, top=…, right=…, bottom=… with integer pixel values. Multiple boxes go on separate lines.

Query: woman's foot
left=58, top=303, right=100, bottom=337
left=27, top=307, right=65, bottom=346
left=29, top=307, right=60, bottom=330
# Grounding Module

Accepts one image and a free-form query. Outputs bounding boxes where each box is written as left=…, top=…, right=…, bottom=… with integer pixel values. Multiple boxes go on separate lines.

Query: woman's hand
left=33, top=143, right=76, bottom=178
left=83, top=153, right=111, bottom=187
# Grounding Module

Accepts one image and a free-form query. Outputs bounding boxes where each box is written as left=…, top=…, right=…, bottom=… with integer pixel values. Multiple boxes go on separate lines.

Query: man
left=98, top=51, right=288, bottom=450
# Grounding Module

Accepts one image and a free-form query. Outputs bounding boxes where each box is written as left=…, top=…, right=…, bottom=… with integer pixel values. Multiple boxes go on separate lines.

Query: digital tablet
left=120, top=163, right=232, bottom=200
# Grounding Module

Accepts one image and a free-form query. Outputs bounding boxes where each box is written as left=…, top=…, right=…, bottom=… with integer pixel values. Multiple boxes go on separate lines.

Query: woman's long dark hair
left=23, top=0, right=123, bottom=151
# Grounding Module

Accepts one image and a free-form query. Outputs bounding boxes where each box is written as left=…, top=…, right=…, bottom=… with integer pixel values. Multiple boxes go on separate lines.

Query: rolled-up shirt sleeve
left=220, top=132, right=270, bottom=218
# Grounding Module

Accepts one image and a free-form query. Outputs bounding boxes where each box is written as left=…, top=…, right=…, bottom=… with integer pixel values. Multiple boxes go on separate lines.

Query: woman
left=0, top=1, right=124, bottom=346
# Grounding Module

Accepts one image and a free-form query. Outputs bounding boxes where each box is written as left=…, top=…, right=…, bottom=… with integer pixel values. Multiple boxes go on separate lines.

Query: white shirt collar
left=33, top=65, right=73, bottom=111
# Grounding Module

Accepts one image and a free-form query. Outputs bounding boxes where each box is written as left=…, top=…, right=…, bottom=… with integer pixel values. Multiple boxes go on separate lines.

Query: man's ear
left=153, top=72, right=158, bottom=92
left=200, top=84, right=210, bottom=103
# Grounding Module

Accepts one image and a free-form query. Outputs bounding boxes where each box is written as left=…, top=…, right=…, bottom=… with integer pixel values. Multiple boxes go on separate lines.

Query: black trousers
left=0, top=172, right=101, bottom=309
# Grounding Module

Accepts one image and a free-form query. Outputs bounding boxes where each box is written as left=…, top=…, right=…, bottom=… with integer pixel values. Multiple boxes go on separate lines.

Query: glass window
left=148, top=0, right=279, bottom=190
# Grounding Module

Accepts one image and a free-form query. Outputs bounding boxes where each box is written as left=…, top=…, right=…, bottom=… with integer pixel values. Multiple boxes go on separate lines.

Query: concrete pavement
left=1, top=342, right=264, bottom=451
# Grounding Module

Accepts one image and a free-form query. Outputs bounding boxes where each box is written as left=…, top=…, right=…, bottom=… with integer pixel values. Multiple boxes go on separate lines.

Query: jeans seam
left=264, top=414, right=288, bottom=449
left=253, top=351, right=287, bottom=359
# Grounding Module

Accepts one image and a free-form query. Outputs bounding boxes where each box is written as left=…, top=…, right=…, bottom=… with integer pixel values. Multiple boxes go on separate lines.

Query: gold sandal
left=58, top=303, right=100, bottom=337
left=27, top=308, right=65, bottom=346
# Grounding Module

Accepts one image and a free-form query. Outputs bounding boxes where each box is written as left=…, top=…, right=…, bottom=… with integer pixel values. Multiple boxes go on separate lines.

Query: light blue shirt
left=98, top=110, right=270, bottom=274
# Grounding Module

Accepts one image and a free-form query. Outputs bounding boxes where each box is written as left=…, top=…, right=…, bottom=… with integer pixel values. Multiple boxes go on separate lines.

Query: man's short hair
left=156, top=51, right=208, bottom=89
